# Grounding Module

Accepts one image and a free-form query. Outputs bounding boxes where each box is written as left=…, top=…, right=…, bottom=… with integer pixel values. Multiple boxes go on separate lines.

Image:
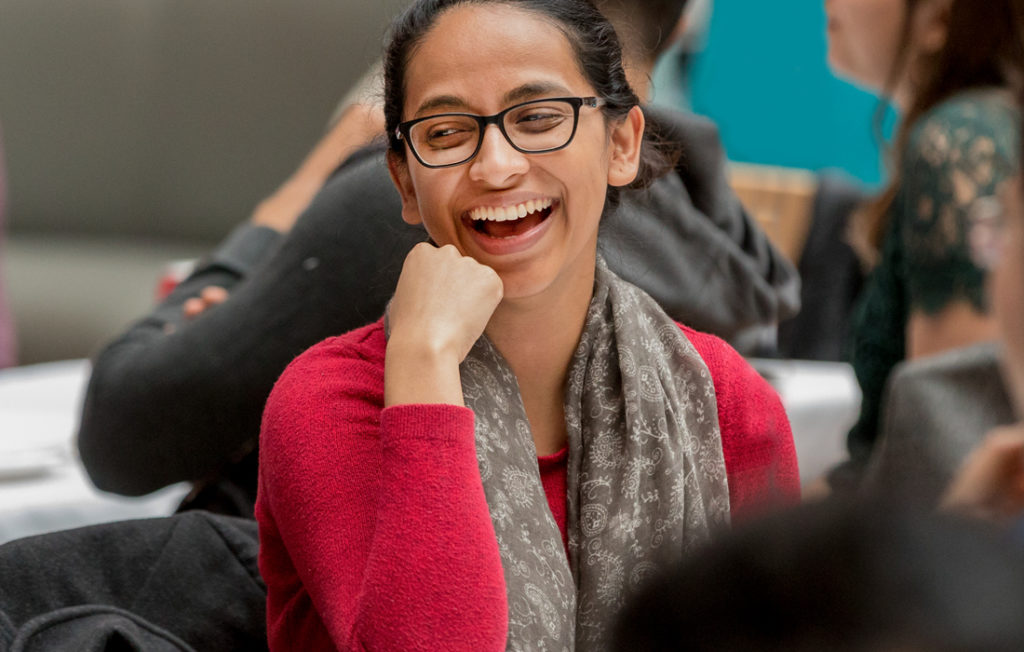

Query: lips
left=466, top=198, right=554, bottom=239
left=461, top=198, right=559, bottom=256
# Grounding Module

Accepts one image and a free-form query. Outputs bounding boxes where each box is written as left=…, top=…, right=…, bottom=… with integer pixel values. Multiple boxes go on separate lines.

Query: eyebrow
left=503, top=82, right=572, bottom=105
left=412, top=81, right=574, bottom=117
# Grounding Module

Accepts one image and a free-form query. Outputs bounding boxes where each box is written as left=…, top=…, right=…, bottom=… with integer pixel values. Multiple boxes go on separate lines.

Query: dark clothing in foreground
left=0, top=512, right=266, bottom=651
left=77, top=107, right=799, bottom=516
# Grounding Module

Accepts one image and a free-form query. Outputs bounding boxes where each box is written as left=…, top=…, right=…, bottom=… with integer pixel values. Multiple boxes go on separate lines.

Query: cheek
left=412, top=173, right=459, bottom=231
left=830, top=2, right=903, bottom=82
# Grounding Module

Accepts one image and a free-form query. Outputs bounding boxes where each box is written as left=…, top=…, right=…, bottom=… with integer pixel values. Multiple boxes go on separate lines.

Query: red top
left=537, top=447, right=569, bottom=554
left=257, top=320, right=799, bottom=652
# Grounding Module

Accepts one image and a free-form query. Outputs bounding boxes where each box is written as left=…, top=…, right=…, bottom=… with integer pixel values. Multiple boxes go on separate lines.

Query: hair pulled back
left=382, top=0, right=673, bottom=198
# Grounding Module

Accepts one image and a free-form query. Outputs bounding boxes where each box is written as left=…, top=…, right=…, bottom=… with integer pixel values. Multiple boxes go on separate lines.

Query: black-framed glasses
left=395, top=96, right=605, bottom=168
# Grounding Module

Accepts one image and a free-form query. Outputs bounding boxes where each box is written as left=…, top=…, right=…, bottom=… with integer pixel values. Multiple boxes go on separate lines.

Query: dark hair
left=853, top=0, right=1024, bottom=263
left=615, top=501, right=1024, bottom=651
left=382, top=0, right=675, bottom=206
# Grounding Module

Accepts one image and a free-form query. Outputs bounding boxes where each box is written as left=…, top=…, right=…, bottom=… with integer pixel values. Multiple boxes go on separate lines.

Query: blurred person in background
left=76, top=0, right=798, bottom=517
left=0, top=123, right=15, bottom=369
left=823, top=0, right=1024, bottom=492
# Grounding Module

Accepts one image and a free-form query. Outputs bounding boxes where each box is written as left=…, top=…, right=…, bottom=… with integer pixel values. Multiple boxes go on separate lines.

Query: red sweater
left=256, top=320, right=798, bottom=652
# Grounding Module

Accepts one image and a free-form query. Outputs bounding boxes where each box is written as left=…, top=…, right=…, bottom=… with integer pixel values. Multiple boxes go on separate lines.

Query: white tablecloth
left=0, top=360, right=187, bottom=544
left=752, top=358, right=861, bottom=486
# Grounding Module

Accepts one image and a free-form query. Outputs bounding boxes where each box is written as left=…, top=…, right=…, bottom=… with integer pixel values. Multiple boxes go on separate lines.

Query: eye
left=511, top=106, right=570, bottom=133
left=418, top=118, right=477, bottom=150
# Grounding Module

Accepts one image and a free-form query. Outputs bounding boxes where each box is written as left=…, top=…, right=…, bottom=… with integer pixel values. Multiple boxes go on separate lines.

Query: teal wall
left=653, top=1, right=888, bottom=186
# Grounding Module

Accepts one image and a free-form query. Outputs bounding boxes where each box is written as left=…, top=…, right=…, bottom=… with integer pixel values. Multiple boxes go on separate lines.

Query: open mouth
left=464, top=198, right=556, bottom=238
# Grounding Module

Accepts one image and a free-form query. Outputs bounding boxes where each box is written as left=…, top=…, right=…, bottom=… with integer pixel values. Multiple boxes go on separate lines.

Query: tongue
left=481, top=212, right=544, bottom=238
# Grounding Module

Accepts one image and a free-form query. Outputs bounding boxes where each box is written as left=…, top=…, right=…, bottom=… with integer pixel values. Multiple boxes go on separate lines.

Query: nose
left=468, top=124, right=529, bottom=186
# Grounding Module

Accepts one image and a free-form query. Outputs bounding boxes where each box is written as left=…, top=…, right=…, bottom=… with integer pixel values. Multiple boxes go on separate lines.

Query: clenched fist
left=384, top=243, right=503, bottom=407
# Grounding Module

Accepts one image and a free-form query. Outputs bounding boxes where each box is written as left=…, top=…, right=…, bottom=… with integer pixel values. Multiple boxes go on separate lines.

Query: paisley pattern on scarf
left=460, top=258, right=730, bottom=651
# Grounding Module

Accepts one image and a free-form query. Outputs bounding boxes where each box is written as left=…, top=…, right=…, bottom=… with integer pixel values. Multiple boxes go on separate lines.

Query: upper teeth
left=469, top=198, right=553, bottom=222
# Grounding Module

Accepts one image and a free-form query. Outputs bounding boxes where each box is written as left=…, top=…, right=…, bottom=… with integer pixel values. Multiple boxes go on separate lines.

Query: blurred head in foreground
left=615, top=501, right=1024, bottom=651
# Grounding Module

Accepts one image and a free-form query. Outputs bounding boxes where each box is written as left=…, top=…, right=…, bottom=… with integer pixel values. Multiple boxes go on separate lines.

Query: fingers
left=388, top=243, right=503, bottom=363
left=200, top=286, right=229, bottom=306
left=941, top=425, right=1024, bottom=520
left=384, top=244, right=503, bottom=407
left=183, top=297, right=206, bottom=320
left=182, top=286, right=230, bottom=320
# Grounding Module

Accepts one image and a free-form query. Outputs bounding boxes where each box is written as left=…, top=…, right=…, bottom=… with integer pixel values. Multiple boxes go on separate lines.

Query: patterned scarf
left=459, top=258, right=730, bottom=651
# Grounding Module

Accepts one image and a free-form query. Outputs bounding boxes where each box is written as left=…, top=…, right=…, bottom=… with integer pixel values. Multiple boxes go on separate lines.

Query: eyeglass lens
left=408, top=100, right=577, bottom=167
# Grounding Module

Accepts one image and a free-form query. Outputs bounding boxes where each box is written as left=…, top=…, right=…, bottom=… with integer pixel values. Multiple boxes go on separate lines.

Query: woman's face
left=825, top=0, right=908, bottom=90
left=990, top=178, right=1024, bottom=415
left=388, top=4, right=642, bottom=301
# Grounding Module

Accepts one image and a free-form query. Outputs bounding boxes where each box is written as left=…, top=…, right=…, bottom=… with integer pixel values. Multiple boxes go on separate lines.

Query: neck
left=484, top=260, right=596, bottom=455
left=892, top=78, right=915, bottom=114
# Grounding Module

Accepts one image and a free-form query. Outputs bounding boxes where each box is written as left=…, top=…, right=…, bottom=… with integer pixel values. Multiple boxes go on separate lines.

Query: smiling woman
left=255, top=1, right=799, bottom=650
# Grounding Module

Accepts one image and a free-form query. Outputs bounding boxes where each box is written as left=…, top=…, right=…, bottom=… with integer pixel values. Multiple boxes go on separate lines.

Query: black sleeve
left=77, top=149, right=426, bottom=495
left=602, top=107, right=800, bottom=343
left=148, top=222, right=285, bottom=327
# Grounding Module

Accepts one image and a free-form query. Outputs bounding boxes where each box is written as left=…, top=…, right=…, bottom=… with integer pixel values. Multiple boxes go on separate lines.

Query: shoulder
left=309, top=145, right=399, bottom=217
left=272, top=319, right=386, bottom=395
left=643, top=105, right=720, bottom=146
left=260, top=320, right=386, bottom=454
left=677, top=324, right=788, bottom=434
left=918, top=89, right=1018, bottom=127
left=679, top=325, right=765, bottom=394
left=642, top=105, right=725, bottom=175
left=678, top=324, right=800, bottom=514
left=905, top=89, right=1020, bottom=168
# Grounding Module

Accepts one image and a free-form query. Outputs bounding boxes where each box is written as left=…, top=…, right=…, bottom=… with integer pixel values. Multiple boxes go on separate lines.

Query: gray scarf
left=459, top=258, right=730, bottom=651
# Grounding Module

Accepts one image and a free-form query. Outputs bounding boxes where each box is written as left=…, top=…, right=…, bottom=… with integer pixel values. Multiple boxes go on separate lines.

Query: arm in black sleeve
left=602, top=107, right=800, bottom=343
left=149, top=223, right=285, bottom=327
left=77, top=147, right=426, bottom=495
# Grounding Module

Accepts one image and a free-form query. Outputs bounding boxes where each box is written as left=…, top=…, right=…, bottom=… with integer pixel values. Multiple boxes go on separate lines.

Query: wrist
left=249, top=177, right=323, bottom=233
left=384, top=338, right=464, bottom=408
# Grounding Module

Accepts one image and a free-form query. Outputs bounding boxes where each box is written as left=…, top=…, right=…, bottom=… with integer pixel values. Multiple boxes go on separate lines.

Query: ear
left=913, top=0, right=952, bottom=55
left=607, top=105, right=645, bottom=188
left=386, top=151, right=424, bottom=225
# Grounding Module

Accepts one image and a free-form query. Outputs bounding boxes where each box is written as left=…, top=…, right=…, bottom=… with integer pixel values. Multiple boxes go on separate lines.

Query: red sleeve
left=256, top=325, right=508, bottom=651
left=683, top=326, right=800, bottom=521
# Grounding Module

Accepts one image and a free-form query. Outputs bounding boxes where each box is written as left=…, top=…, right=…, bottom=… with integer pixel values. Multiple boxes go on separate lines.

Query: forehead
left=402, top=4, right=589, bottom=117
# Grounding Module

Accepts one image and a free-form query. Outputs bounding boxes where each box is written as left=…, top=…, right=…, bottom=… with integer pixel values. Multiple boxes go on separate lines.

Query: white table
left=0, top=360, right=187, bottom=544
left=752, top=358, right=861, bottom=486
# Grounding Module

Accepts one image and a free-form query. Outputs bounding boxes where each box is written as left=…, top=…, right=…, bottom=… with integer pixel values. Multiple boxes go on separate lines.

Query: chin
left=495, top=271, right=554, bottom=302
left=828, top=59, right=879, bottom=93
left=826, top=49, right=853, bottom=80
